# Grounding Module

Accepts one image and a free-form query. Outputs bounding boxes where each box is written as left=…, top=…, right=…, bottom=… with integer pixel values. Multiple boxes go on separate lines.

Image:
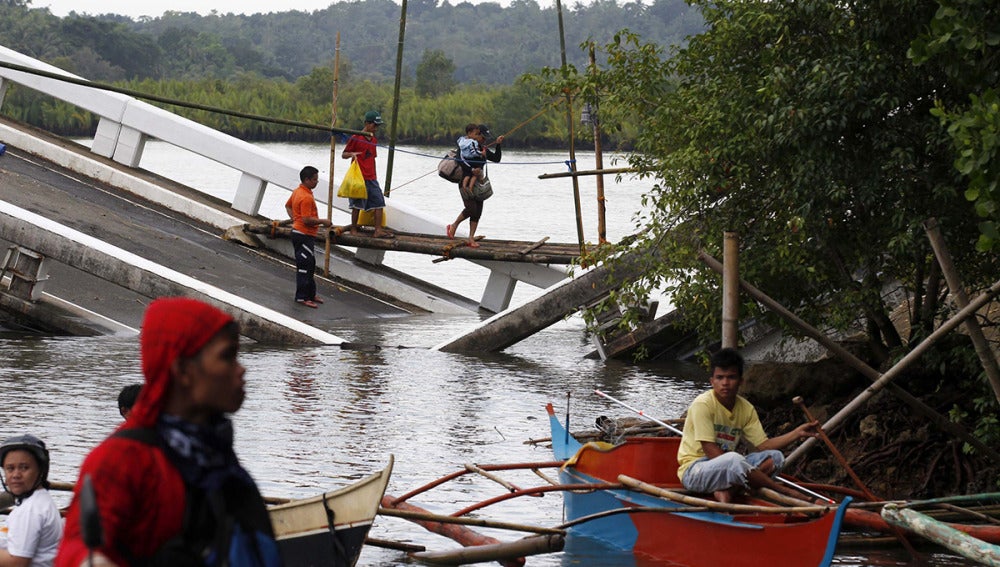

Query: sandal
left=312, top=296, right=325, bottom=304
left=296, top=299, right=319, bottom=308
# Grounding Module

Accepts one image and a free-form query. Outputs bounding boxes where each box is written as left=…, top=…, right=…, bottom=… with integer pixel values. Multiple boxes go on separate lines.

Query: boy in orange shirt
left=285, top=165, right=332, bottom=308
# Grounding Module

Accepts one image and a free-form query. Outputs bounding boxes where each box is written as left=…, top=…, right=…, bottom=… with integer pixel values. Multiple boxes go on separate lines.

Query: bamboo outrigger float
left=883, top=497, right=1000, bottom=566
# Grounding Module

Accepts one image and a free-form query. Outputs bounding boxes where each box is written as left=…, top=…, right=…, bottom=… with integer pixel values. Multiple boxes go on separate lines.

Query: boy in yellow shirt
left=677, top=348, right=819, bottom=502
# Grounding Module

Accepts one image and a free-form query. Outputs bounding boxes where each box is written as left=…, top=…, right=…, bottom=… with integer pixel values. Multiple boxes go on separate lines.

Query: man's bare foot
left=446, top=224, right=455, bottom=239
left=373, top=230, right=395, bottom=239
left=714, top=489, right=733, bottom=504
left=467, top=240, right=480, bottom=248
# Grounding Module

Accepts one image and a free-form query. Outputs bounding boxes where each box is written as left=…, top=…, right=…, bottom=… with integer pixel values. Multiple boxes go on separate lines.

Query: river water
left=0, top=141, right=978, bottom=566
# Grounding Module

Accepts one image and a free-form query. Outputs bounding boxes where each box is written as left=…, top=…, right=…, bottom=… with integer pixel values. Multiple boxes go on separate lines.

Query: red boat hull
left=550, top=405, right=846, bottom=567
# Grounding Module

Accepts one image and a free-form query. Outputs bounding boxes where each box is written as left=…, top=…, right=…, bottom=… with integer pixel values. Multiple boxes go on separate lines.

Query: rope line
left=0, top=60, right=371, bottom=138
left=2, top=60, right=579, bottom=185
left=338, top=133, right=570, bottom=166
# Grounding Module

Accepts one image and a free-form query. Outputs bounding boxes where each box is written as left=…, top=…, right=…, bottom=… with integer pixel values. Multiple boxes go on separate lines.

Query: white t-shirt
left=2, top=488, right=63, bottom=567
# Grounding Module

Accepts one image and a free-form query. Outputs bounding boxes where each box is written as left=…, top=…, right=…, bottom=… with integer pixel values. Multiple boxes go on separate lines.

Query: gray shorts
left=349, top=180, right=386, bottom=211
left=681, top=449, right=785, bottom=493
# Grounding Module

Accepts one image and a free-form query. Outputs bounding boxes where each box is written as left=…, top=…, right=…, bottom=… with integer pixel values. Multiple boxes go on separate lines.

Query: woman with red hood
left=56, top=297, right=281, bottom=567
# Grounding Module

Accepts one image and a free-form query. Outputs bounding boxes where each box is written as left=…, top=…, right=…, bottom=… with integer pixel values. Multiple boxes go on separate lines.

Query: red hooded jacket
left=57, top=298, right=233, bottom=567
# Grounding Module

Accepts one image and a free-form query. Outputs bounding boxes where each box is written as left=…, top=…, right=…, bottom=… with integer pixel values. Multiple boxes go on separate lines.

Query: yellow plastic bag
left=337, top=160, right=367, bottom=199
left=358, top=208, right=387, bottom=227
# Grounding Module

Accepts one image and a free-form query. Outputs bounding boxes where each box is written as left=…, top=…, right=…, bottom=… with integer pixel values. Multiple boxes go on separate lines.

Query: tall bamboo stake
left=722, top=231, right=739, bottom=348
left=924, top=217, right=1000, bottom=405
left=383, top=0, right=407, bottom=196
left=554, top=0, right=585, bottom=255
left=324, top=33, right=341, bottom=277
left=588, top=44, right=606, bottom=245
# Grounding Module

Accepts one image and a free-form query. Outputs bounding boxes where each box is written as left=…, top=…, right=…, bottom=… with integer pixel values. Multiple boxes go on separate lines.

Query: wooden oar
left=793, top=396, right=919, bottom=558
left=619, top=475, right=831, bottom=515
left=793, top=396, right=880, bottom=502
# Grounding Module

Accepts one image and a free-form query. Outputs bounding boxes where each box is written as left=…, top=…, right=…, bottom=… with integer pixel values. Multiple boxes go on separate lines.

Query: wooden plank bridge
left=238, top=221, right=583, bottom=265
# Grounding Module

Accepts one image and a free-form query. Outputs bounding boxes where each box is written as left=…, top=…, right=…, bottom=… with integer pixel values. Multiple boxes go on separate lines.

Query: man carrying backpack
left=57, top=297, right=281, bottom=567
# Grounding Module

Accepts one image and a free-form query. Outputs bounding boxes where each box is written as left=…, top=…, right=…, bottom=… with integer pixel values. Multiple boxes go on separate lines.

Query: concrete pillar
left=91, top=118, right=121, bottom=159
left=232, top=173, right=267, bottom=216
left=355, top=248, right=385, bottom=266
left=111, top=126, right=147, bottom=168
left=480, top=270, right=517, bottom=313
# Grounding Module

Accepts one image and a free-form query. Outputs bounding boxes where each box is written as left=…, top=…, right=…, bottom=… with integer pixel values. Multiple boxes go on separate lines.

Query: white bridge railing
left=0, top=45, right=567, bottom=313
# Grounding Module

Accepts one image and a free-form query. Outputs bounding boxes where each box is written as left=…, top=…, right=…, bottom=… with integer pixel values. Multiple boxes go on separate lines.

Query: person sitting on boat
left=677, top=348, right=820, bottom=503
left=0, top=434, right=63, bottom=567
left=56, top=297, right=281, bottom=567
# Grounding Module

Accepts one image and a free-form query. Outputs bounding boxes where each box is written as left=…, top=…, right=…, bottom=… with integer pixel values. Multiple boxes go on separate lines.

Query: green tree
left=910, top=1, right=1000, bottom=252
left=415, top=49, right=456, bottom=98
left=558, top=1, right=990, bottom=366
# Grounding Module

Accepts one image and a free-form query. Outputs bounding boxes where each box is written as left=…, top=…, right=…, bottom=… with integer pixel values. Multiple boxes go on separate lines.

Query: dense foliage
left=539, top=0, right=1000, bottom=439
left=910, top=1, right=1000, bottom=254
left=0, top=0, right=703, bottom=85
left=0, top=0, right=693, bottom=145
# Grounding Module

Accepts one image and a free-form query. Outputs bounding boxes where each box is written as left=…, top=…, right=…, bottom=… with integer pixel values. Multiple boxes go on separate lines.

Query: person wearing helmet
left=342, top=110, right=394, bottom=239
left=0, top=434, right=63, bottom=567
left=56, top=298, right=280, bottom=567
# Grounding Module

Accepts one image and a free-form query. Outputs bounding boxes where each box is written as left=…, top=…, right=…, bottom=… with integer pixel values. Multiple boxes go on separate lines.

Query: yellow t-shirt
left=676, top=390, right=768, bottom=481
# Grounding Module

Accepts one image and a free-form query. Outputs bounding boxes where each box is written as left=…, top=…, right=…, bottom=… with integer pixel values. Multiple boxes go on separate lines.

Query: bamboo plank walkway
left=238, top=222, right=582, bottom=265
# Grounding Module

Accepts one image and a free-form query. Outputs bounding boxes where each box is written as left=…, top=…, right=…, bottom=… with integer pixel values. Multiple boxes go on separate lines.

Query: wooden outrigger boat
left=547, top=403, right=851, bottom=567
left=268, top=456, right=394, bottom=567
left=9, top=459, right=394, bottom=567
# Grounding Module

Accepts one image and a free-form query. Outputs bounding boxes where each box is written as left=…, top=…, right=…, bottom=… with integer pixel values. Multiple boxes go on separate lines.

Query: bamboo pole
left=882, top=504, right=1000, bottom=565
left=378, top=507, right=563, bottom=535
left=464, top=463, right=520, bottom=493
left=619, top=475, right=831, bottom=515
left=588, top=44, right=607, bottom=245
left=553, top=0, right=585, bottom=256
left=380, top=496, right=524, bottom=567
left=324, top=33, right=341, bottom=277
left=924, top=217, right=1000, bottom=405
left=383, top=0, right=407, bottom=196
left=697, top=251, right=1000, bottom=466
left=411, top=534, right=564, bottom=565
left=722, top=231, right=739, bottom=348
left=537, top=167, right=638, bottom=179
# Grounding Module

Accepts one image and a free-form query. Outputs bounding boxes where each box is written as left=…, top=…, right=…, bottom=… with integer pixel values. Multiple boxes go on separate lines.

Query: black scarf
left=156, top=414, right=254, bottom=492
